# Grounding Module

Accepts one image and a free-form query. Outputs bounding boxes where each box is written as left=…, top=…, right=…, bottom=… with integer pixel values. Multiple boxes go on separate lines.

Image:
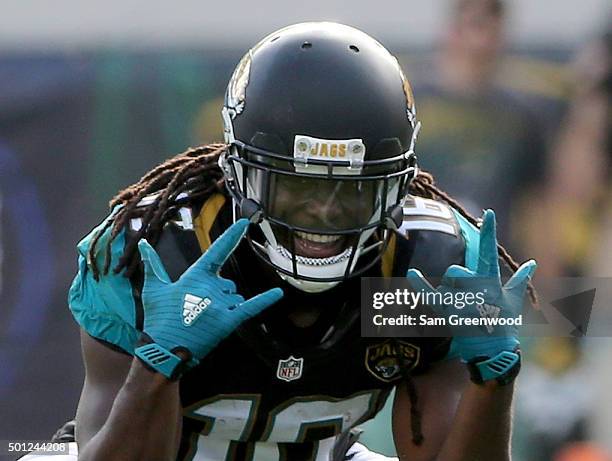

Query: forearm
left=79, top=359, right=181, bottom=461
left=436, top=381, right=514, bottom=461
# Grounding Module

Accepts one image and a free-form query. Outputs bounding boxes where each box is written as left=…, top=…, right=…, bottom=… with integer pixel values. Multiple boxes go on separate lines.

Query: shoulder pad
left=154, top=223, right=202, bottom=282
left=399, top=195, right=460, bottom=237
left=128, top=192, right=195, bottom=232
left=392, top=195, right=480, bottom=277
left=121, top=191, right=210, bottom=278
left=133, top=193, right=230, bottom=282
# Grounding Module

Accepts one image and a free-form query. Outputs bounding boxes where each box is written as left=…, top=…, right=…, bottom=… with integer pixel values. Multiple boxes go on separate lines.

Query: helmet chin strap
left=385, top=204, right=404, bottom=231
left=239, top=198, right=263, bottom=224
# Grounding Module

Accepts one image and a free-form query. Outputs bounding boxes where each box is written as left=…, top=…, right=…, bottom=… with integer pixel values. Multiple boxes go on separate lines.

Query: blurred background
left=0, top=0, right=610, bottom=460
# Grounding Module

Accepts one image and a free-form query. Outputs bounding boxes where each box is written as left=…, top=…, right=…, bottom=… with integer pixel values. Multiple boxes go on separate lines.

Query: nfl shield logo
left=276, top=356, right=304, bottom=382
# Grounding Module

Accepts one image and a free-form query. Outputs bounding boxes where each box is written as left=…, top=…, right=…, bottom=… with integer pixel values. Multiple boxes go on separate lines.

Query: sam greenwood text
left=372, top=314, right=524, bottom=328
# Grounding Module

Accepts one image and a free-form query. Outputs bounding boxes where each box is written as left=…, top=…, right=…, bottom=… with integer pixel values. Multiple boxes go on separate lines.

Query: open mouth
left=293, top=231, right=348, bottom=259
left=271, top=227, right=354, bottom=264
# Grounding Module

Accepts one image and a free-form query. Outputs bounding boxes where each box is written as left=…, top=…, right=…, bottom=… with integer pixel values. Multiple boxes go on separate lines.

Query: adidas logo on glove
left=476, top=303, right=501, bottom=334
left=183, top=294, right=212, bottom=326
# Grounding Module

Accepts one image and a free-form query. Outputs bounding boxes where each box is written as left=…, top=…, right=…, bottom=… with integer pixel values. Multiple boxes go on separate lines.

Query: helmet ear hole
left=349, top=45, right=360, bottom=53
left=301, top=41, right=312, bottom=50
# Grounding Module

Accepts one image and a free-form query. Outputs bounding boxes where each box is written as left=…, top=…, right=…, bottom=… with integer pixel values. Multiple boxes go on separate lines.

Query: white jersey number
left=184, top=390, right=383, bottom=461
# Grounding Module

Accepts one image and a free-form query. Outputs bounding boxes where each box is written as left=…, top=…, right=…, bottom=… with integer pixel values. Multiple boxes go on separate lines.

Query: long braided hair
left=88, top=143, right=226, bottom=281
left=87, top=143, right=537, bottom=446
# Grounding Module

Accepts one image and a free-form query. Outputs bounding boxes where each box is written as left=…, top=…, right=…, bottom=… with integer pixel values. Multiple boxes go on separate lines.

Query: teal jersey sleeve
left=68, top=211, right=140, bottom=354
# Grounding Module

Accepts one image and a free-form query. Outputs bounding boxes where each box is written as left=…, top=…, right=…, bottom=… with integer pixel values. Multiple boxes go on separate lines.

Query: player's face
left=268, top=175, right=381, bottom=258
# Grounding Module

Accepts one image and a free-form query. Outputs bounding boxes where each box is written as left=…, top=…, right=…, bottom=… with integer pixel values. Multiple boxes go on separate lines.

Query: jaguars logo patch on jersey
left=365, top=340, right=421, bottom=382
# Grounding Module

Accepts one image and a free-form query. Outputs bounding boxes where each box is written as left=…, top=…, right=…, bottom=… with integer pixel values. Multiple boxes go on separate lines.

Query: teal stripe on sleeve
left=451, top=209, right=480, bottom=271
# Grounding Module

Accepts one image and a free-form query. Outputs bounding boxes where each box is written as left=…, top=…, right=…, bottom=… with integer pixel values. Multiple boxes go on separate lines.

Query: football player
left=33, top=22, right=536, bottom=461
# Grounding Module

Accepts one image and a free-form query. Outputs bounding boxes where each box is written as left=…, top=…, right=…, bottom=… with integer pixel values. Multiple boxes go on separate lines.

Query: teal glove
left=134, top=219, right=283, bottom=379
left=407, top=210, right=536, bottom=364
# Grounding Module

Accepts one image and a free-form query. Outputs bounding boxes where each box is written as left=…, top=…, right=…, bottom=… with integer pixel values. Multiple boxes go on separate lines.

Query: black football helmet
left=220, top=22, right=420, bottom=292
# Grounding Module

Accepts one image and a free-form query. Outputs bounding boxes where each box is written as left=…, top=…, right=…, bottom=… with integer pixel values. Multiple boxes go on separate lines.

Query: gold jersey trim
left=193, top=193, right=227, bottom=252
left=381, top=233, right=397, bottom=278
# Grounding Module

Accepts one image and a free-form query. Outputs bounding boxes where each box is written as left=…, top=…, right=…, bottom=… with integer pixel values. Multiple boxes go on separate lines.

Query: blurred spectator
left=405, top=2, right=607, bottom=460
left=547, top=24, right=612, bottom=454
left=517, top=24, right=612, bottom=461
left=409, top=0, right=552, bottom=256
left=545, top=27, right=611, bottom=276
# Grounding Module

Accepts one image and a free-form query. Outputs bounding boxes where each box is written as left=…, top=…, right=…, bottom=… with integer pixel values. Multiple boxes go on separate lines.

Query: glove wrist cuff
left=134, top=342, right=188, bottom=381
left=467, top=350, right=521, bottom=386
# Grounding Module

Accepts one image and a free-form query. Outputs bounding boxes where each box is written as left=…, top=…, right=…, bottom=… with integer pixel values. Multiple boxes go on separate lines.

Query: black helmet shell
left=225, top=22, right=416, bottom=160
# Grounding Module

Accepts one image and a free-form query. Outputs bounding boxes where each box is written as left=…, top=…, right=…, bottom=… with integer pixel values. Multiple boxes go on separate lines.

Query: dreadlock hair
left=87, top=143, right=227, bottom=281
left=87, top=143, right=538, bottom=447
left=88, top=143, right=538, bottom=303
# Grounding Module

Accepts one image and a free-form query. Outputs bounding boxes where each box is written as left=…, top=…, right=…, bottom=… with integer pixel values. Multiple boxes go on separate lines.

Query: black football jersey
left=70, top=193, right=474, bottom=461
